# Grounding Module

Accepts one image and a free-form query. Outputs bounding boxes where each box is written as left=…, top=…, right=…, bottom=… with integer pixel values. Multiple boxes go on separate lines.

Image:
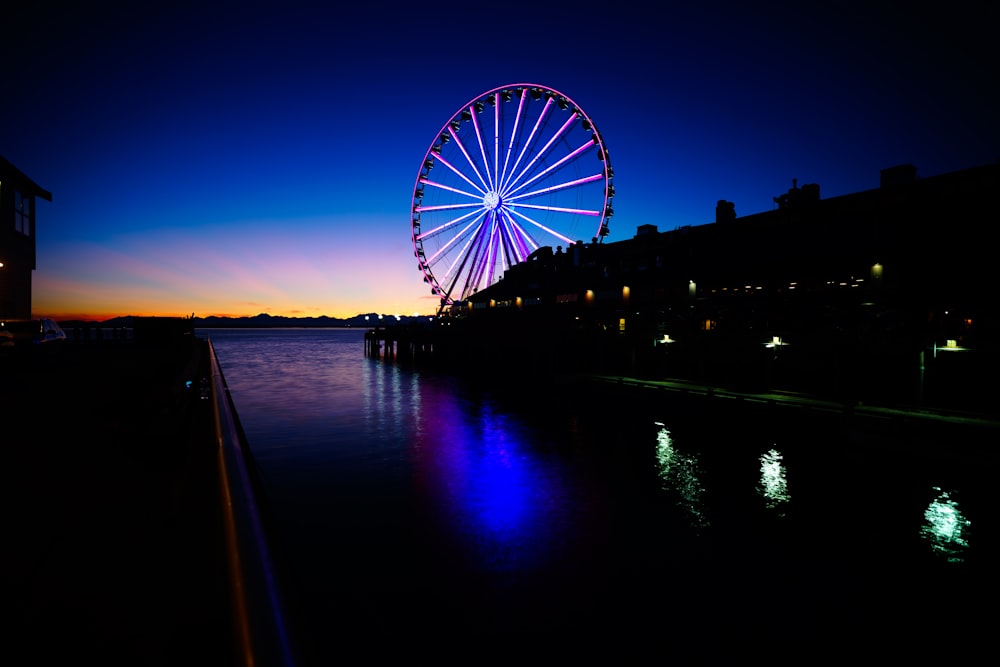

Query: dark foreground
left=2, top=337, right=234, bottom=665
left=4, top=335, right=998, bottom=665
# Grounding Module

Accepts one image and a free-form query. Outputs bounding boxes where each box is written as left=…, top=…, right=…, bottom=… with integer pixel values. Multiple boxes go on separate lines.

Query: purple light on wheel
left=412, top=83, right=614, bottom=308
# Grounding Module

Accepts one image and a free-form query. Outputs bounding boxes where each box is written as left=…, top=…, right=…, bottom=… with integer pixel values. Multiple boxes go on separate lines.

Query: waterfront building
left=451, top=162, right=1000, bottom=414
left=0, top=155, right=51, bottom=319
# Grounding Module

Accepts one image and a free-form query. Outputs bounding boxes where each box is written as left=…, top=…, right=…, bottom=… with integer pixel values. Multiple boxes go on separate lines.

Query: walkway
left=584, top=373, right=1000, bottom=432
left=3, top=338, right=234, bottom=665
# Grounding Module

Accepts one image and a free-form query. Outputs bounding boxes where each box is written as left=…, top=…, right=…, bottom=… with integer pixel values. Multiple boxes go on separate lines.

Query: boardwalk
left=584, top=373, right=1000, bottom=432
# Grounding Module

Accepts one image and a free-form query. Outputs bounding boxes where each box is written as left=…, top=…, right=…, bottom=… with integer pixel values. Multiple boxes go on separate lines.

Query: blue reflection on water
left=410, top=379, right=572, bottom=573
left=471, top=413, right=530, bottom=536
left=208, top=327, right=577, bottom=574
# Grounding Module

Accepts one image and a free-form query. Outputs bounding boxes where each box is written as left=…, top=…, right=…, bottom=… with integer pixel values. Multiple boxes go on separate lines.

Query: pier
left=363, top=324, right=436, bottom=363
left=363, top=317, right=1000, bottom=441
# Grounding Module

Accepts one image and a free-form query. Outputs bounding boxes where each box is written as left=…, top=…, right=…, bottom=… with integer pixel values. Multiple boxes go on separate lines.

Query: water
left=202, top=327, right=997, bottom=663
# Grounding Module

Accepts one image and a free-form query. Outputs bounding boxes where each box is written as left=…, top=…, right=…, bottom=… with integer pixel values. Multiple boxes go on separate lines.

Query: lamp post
left=918, top=339, right=970, bottom=405
left=764, top=335, right=788, bottom=389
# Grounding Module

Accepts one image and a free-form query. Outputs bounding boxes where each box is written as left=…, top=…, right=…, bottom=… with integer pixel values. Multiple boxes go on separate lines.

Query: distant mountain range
left=58, top=313, right=434, bottom=329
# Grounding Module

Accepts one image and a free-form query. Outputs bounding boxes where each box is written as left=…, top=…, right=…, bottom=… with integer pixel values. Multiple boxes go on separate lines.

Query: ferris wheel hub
left=483, top=191, right=501, bottom=210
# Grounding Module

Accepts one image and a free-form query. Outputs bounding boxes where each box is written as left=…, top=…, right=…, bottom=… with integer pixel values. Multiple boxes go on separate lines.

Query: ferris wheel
left=411, top=83, right=614, bottom=309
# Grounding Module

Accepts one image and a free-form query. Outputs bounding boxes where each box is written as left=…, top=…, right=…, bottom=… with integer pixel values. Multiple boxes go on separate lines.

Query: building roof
left=0, top=154, right=52, bottom=201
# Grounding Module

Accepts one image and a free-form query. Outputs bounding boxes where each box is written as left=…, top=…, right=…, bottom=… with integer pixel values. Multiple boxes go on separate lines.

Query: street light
left=918, top=339, right=971, bottom=404
left=764, top=335, right=788, bottom=349
left=933, top=339, right=968, bottom=357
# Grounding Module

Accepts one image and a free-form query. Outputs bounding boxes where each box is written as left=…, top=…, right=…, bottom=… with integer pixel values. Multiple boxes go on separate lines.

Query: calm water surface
left=202, top=328, right=996, bottom=663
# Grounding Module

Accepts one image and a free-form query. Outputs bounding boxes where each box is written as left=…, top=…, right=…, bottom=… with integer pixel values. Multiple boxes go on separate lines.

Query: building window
left=14, top=190, right=33, bottom=236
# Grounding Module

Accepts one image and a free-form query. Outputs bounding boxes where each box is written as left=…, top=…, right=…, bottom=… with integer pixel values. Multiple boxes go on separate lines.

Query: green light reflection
left=921, top=487, right=971, bottom=563
left=758, top=448, right=790, bottom=515
left=655, top=421, right=709, bottom=530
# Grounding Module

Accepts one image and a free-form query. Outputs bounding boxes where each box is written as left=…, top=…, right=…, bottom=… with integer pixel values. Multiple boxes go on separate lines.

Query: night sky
left=3, top=1, right=997, bottom=320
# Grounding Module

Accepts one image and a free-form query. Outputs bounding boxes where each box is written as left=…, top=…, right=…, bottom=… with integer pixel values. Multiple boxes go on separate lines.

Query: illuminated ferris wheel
left=411, top=83, right=614, bottom=309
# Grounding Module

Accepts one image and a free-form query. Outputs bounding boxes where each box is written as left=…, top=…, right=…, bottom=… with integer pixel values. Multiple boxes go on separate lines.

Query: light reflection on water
left=654, top=421, right=709, bottom=530
left=410, top=385, right=569, bottom=572
left=758, top=447, right=791, bottom=515
left=206, top=328, right=579, bottom=574
left=200, top=328, right=995, bottom=660
left=921, top=487, right=971, bottom=562
left=361, top=352, right=419, bottom=460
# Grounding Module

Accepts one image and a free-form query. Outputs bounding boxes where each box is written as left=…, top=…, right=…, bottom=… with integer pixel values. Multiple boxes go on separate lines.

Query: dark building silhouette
left=0, top=155, right=51, bottom=319
left=449, top=162, right=1000, bottom=414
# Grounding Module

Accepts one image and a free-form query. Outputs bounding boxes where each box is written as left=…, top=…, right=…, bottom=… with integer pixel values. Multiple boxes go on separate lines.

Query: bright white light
left=921, top=487, right=971, bottom=562
left=654, top=422, right=709, bottom=529
left=758, top=448, right=790, bottom=513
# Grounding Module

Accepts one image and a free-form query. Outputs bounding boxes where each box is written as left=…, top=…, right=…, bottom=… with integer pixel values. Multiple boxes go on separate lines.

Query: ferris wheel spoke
left=496, top=229, right=513, bottom=273
left=500, top=111, right=578, bottom=199
left=419, top=176, right=483, bottom=201
left=436, top=216, right=489, bottom=302
left=502, top=211, right=542, bottom=257
left=483, top=222, right=506, bottom=289
left=469, top=106, right=496, bottom=192
left=439, top=250, right=469, bottom=303
left=508, top=207, right=576, bottom=246
left=462, top=222, right=494, bottom=297
left=487, top=218, right=516, bottom=285
left=499, top=90, right=529, bottom=195
left=439, top=225, right=480, bottom=287
left=494, top=210, right=527, bottom=261
left=422, top=213, right=484, bottom=262
left=416, top=201, right=482, bottom=216
left=497, top=214, right=530, bottom=264
left=502, top=137, right=594, bottom=201
left=510, top=202, right=602, bottom=217
left=480, top=220, right=506, bottom=290
left=426, top=151, right=489, bottom=196
left=444, top=128, right=492, bottom=192
left=492, top=93, right=501, bottom=190
left=464, top=223, right=490, bottom=290
left=500, top=96, right=555, bottom=195
left=506, top=172, right=605, bottom=204
left=494, top=216, right=515, bottom=267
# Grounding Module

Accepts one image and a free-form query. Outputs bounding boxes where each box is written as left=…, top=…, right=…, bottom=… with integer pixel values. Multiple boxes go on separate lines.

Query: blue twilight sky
left=2, top=1, right=997, bottom=320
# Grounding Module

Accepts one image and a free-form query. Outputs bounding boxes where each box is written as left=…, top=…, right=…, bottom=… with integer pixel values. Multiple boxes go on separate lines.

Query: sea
left=201, top=327, right=997, bottom=664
